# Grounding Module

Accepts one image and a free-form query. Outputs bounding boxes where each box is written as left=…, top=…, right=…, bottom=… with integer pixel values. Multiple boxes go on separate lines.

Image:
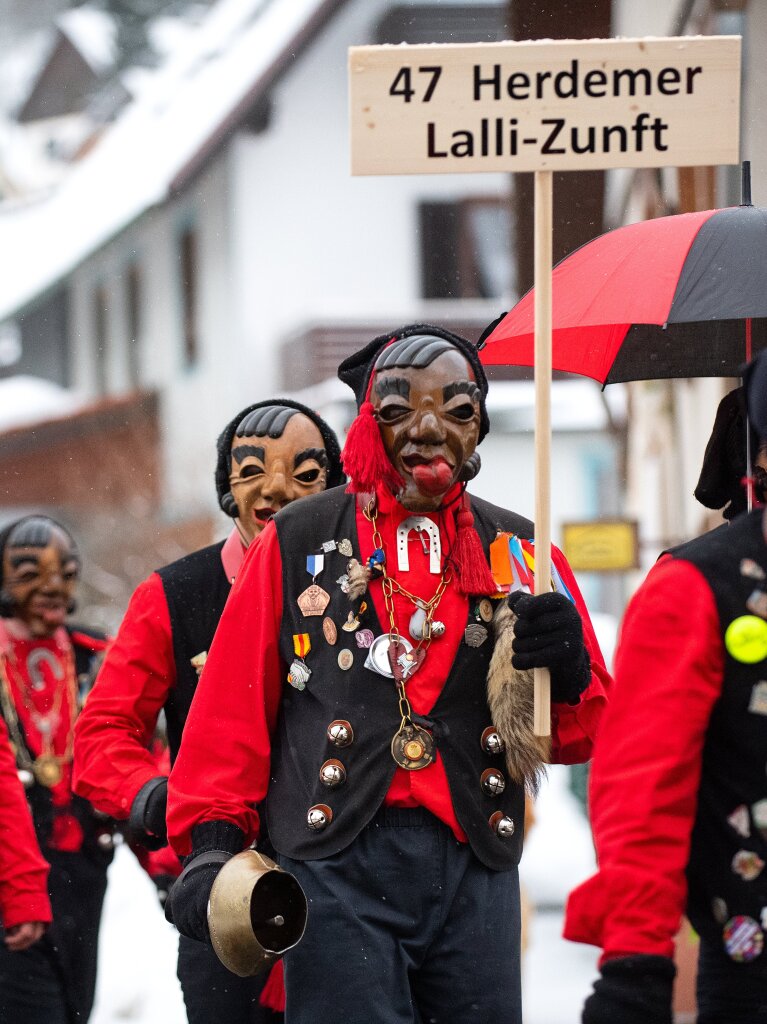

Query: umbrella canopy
left=480, top=204, right=767, bottom=384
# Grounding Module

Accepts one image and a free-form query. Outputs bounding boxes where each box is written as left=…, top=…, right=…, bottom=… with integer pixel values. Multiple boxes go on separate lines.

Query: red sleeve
left=563, top=556, right=723, bottom=961
left=548, top=544, right=612, bottom=764
left=73, top=574, right=174, bottom=818
left=167, top=523, right=284, bottom=856
left=0, top=721, right=52, bottom=929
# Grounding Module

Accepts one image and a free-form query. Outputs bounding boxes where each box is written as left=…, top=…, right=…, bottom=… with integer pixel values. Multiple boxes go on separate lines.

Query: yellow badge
left=725, top=615, right=767, bottom=664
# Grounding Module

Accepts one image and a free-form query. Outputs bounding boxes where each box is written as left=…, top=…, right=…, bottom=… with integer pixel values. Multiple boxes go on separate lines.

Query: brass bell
left=481, top=769, right=506, bottom=797
left=327, top=720, right=353, bottom=747
left=481, top=727, right=505, bottom=755
left=489, top=811, right=515, bottom=838
left=307, top=804, right=333, bottom=831
left=208, top=849, right=308, bottom=977
left=319, top=759, right=346, bottom=788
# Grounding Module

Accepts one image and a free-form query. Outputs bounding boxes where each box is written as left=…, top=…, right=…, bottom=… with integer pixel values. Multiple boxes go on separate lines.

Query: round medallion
left=307, top=804, right=333, bottom=831
left=489, top=811, right=515, bottom=839
left=364, top=633, right=413, bottom=678
left=391, top=725, right=434, bottom=770
left=33, top=754, right=62, bottom=788
left=481, top=768, right=506, bottom=797
left=319, top=759, right=346, bottom=788
left=337, top=648, right=354, bottom=671
left=322, top=617, right=338, bottom=645
left=724, top=615, right=767, bottom=663
left=327, top=720, right=354, bottom=747
left=481, top=726, right=505, bottom=755
left=723, top=915, right=764, bottom=962
left=478, top=598, right=494, bottom=623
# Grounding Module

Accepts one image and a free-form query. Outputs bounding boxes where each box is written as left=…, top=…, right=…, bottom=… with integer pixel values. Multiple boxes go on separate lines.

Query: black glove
left=164, top=821, right=245, bottom=942
left=129, top=776, right=168, bottom=850
left=582, top=955, right=676, bottom=1024
left=507, top=590, right=591, bottom=704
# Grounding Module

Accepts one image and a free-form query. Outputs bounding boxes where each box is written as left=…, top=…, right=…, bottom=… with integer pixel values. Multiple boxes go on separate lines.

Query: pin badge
left=337, top=574, right=351, bottom=594
left=287, top=659, right=310, bottom=691
left=727, top=804, right=751, bottom=838
left=355, top=628, right=374, bottom=648
left=724, top=615, right=767, bottom=664
left=748, top=590, right=767, bottom=619
left=337, top=649, right=354, bottom=671
left=322, top=618, right=337, bottom=645
left=742, top=559, right=767, bottom=581
left=712, top=897, right=729, bottom=925
left=190, top=651, right=207, bottom=677
left=749, top=681, right=767, bottom=715
left=752, top=799, right=767, bottom=840
left=732, top=849, right=765, bottom=882
left=464, top=623, right=488, bottom=647
left=338, top=538, right=353, bottom=557
left=322, top=540, right=337, bottom=553
left=342, top=611, right=360, bottom=632
left=723, top=916, right=764, bottom=962
left=477, top=598, right=494, bottom=623
left=297, top=585, right=330, bottom=617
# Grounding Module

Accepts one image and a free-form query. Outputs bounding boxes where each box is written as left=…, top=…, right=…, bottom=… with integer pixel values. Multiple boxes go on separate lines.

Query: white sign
left=350, top=35, right=741, bottom=175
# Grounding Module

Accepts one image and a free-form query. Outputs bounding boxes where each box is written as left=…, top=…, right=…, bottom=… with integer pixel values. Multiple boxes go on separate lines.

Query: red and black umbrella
left=480, top=202, right=767, bottom=384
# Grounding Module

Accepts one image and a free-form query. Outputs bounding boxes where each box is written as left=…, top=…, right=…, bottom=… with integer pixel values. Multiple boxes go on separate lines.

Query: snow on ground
left=92, top=766, right=598, bottom=1023
left=91, top=845, right=185, bottom=1024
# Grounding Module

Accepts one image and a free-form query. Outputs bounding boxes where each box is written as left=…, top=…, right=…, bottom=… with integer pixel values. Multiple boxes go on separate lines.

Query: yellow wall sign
left=561, top=520, right=639, bottom=573
left=349, top=35, right=741, bottom=175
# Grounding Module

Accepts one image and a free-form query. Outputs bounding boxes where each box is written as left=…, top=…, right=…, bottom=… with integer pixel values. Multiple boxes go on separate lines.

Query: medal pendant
left=33, top=754, right=62, bottom=788
left=297, top=584, right=330, bottom=616
left=391, top=724, right=434, bottom=771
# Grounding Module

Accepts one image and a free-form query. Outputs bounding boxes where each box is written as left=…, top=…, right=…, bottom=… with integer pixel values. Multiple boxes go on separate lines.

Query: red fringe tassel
left=341, top=401, right=403, bottom=494
left=454, top=498, right=497, bottom=596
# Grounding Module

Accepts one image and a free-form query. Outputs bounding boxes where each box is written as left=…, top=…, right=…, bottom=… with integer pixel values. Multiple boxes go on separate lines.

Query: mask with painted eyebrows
left=0, top=517, right=80, bottom=638
left=370, top=339, right=481, bottom=512
left=229, top=409, right=329, bottom=543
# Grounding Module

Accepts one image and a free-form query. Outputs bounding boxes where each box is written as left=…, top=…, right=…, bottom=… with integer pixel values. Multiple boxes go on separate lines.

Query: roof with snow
left=0, top=0, right=346, bottom=323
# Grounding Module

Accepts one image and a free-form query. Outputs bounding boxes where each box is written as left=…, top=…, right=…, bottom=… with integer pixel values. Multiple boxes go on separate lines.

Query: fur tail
left=487, top=600, right=550, bottom=795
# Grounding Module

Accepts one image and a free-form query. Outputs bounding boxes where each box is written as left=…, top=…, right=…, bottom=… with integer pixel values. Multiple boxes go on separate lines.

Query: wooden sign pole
left=533, top=169, right=553, bottom=737
left=349, top=34, right=742, bottom=738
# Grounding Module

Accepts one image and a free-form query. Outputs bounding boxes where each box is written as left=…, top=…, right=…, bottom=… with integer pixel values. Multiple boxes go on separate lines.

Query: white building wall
left=227, top=0, right=511, bottom=404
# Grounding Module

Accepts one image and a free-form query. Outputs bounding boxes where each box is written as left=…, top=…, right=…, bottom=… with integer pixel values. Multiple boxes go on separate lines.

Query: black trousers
left=278, top=807, right=522, bottom=1024
left=697, top=937, right=767, bottom=1023
left=0, top=849, right=108, bottom=1024
left=177, top=935, right=283, bottom=1024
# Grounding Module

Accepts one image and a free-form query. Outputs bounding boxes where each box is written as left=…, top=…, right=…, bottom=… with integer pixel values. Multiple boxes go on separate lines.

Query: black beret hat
left=337, top=323, right=490, bottom=443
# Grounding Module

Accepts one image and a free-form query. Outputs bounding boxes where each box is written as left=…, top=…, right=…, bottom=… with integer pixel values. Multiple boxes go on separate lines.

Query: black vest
left=157, top=541, right=231, bottom=762
left=672, top=511, right=767, bottom=956
left=265, top=486, right=533, bottom=870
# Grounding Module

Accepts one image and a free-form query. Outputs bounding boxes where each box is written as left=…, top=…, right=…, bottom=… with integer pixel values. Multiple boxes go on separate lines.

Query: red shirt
left=0, top=622, right=108, bottom=853
left=564, top=555, right=723, bottom=963
left=73, top=530, right=247, bottom=819
left=0, top=719, right=51, bottom=929
left=167, top=488, right=611, bottom=856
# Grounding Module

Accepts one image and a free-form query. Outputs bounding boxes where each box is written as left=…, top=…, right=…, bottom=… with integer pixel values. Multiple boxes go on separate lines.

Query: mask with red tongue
left=411, top=457, right=454, bottom=496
